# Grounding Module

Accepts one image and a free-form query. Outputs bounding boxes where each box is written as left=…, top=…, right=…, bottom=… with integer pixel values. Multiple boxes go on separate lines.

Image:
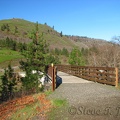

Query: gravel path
left=48, top=72, right=120, bottom=120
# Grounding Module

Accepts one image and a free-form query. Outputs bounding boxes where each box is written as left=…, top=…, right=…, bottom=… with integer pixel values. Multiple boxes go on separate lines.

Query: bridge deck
left=57, top=71, right=93, bottom=83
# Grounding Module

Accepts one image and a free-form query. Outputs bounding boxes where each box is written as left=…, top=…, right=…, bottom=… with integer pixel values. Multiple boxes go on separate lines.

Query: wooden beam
left=115, top=67, right=118, bottom=88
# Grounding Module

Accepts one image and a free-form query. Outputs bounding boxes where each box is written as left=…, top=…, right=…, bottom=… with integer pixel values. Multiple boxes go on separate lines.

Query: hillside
left=0, top=18, right=112, bottom=51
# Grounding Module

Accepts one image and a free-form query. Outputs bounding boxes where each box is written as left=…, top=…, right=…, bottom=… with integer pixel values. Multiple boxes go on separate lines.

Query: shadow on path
left=56, top=75, right=62, bottom=88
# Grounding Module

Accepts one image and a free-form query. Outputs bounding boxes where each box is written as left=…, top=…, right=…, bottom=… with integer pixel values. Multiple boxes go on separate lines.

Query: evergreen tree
left=55, top=48, right=61, bottom=55
left=5, top=37, right=10, bottom=47
left=0, top=64, right=17, bottom=101
left=53, top=26, right=54, bottom=30
left=0, top=69, right=9, bottom=101
left=61, top=47, right=69, bottom=57
left=14, top=26, right=18, bottom=34
left=20, top=22, right=57, bottom=92
left=1, top=24, right=10, bottom=32
left=6, top=24, right=10, bottom=32
left=81, top=47, right=89, bottom=56
left=69, top=48, right=85, bottom=66
left=18, top=42, right=23, bottom=52
left=12, top=41, right=17, bottom=50
left=60, top=31, right=63, bottom=37
left=1, top=24, right=6, bottom=31
left=44, top=22, right=47, bottom=25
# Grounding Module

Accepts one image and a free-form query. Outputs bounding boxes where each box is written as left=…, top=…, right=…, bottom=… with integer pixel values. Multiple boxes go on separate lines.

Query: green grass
left=9, top=93, right=44, bottom=120
left=9, top=92, right=69, bottom=120
left=44, top=90, right=53, bottom=96
left=47, top=99, right=69, bottom=120
left=0, top=49, right=23, bottom=63
left=52, top=99, right=68, bottom=107
left=10, top=100, right=40, bottom=120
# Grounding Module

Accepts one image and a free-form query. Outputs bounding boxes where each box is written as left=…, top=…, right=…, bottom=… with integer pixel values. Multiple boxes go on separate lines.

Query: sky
left=0, top=0, right=120, bottom=41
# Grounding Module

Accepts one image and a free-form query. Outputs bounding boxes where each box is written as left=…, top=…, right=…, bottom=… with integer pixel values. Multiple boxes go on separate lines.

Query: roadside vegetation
left=0, top=91, right=68, bottom=120
left=0, top=21, right=69, bottom=119
left=0, top=18, right=120, bottom=119
left=1, top=19, right=120, bottom=69
left=0, top=22, right=59, bottom=103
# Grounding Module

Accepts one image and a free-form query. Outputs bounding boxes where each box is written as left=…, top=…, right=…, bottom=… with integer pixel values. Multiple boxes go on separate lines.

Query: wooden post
left=51, top=63, right=55, bottom=91
left=115, top=67, right=118, bottom=88
left=54, top=66, right=57, bottom=89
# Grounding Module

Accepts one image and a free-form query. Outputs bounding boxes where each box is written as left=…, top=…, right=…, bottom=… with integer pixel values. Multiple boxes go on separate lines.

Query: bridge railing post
left=51, top=63, right=57, bottom=91
left=115, top=67, right=118, bottom=88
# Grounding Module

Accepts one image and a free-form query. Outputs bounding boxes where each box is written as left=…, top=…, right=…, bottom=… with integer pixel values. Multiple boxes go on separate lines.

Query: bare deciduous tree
left=87, top=43, right=120, bottom=68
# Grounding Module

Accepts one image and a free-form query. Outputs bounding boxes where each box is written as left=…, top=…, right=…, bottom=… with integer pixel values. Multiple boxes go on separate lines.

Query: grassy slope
left=0, top=91, right=68, bottom=120
left=0, top=18, right=112, bottom=67
left=0, top=48, right=24, bottom=70
left=0, top=18, right=111, bottom=51
left=0, top=49, right=23, bottom=63
left=0, top=18, right=76, bottom=51
left=0, top=18, right=74, bottom=68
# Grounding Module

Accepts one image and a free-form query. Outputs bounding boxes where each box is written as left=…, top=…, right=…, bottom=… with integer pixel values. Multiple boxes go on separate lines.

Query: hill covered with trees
left=0, top=18, right=112, bottom=50
left=0, top=18, right=120, bottom=68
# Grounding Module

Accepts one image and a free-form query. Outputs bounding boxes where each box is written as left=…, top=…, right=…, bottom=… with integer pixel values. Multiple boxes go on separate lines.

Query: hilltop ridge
left=0, top=18, right=112, bottom=51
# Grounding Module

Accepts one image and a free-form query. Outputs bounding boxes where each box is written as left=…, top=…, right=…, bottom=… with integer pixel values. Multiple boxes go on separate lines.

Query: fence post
left=115, top=67, right=118, bottom=88
left=51, top=63, right=55, bottom=91
left=54, top=66, right=57, bottom=89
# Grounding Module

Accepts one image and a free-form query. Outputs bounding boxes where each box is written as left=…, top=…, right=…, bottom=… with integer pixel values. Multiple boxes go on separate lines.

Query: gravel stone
left=48, top=72, right=120, bottom=120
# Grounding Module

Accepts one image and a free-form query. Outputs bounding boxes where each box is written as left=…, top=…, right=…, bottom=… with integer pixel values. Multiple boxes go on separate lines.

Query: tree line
left=0, top=37, right=27, bottom=51
left=1, top=23, right=18, bottom=34
left=0, top=35, right=119, bottom=69
left=0, top=22, right=120, bottom=102
left=0, top=22, right=61, bottom=102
